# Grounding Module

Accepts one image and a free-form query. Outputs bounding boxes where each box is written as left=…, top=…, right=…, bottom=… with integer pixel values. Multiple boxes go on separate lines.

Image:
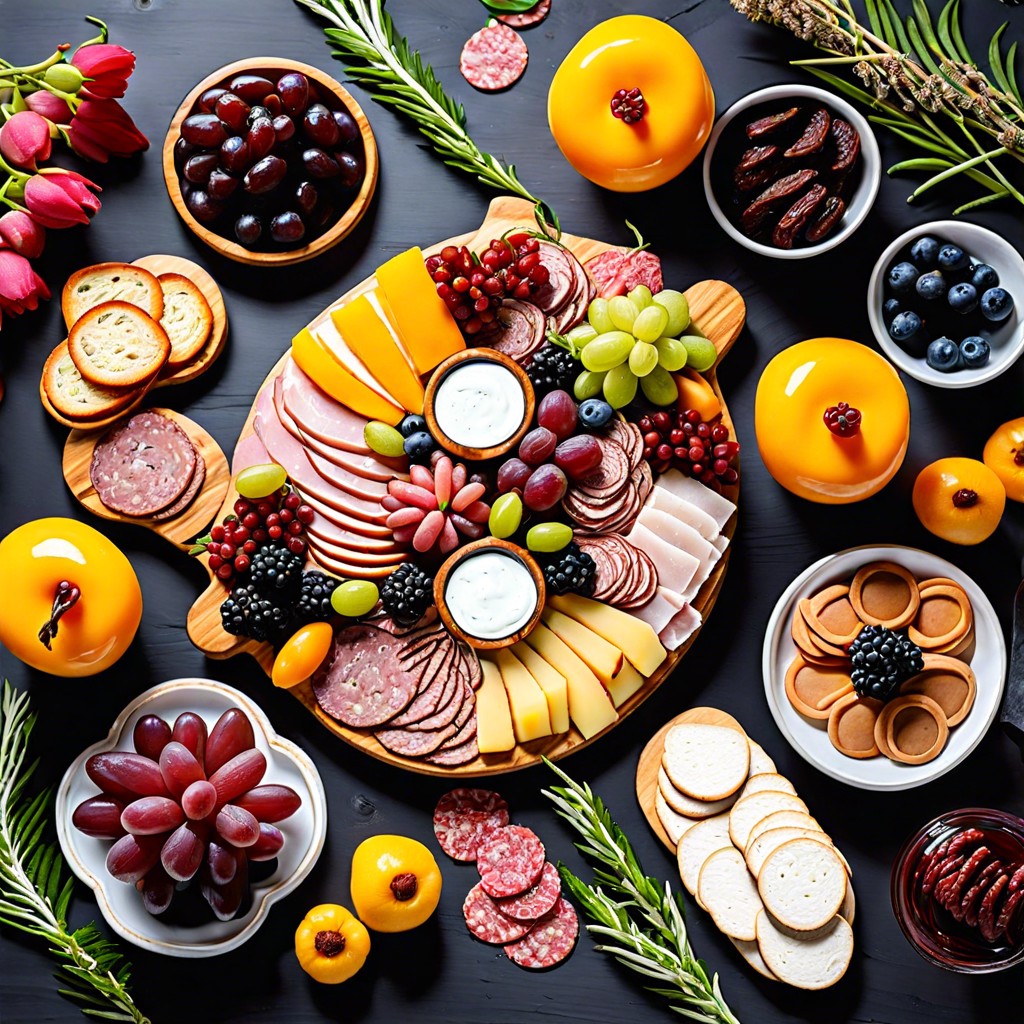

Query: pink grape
left=249, top=823, right=285, bottom=862
left=106, top=834, right=162, bottom=884
left=207, top=839, right=238, bottom=885
left=140, top=864, right=175, bottom=916
left=205, top=710, right=255, bottom=776
left=215, top=804, right=260, bottom=848
left=233, top=784, right=302, bottom=822
left=523, top=464, right=568, bottom=511
left=171, top=712, right=207, bottom=764
left=72, top=795, right=126, bottom=840
left=132, top=715, right=171, bottom=761
left=160, top=821, right=207, bottom=882
left=158, top=741, right=205, bottom=800
left=202, top=851, right=248, bottom=921
left=497, top=458, right=532, bottom=494
left=208, top=748, right=266, bottom=805
left=518, top=427, right=557, bottom=466
left=181, top=780, right=218, bottom=820
left=537, top=390, right=578, bottom=440
left=554, top=435, right=603, bottom=480
left=121, top=796, right=186, bottom=836
left=86, top=752, right=170, bottom=800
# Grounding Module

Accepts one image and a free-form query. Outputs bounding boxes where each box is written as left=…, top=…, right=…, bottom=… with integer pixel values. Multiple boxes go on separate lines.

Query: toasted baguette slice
left=655, top=789, right=701, bottom=846
left=746, top=810, right=824, bottom=851
left=63, top=262, right=164, bottom=329
left=68, top=302, right=171, bottom=388
left=676, top=814, right=731, bottom=900
left=729, top=791, right=809, bottom=851
left=747, top=740, right=777, bottom=776
left=739, top=773, right=797, bottom=799
left=41, top=340, right=140, bottom=421
left=746, top=827, right=836, bottom=879
left=755, top=910, right=853, bottom=990
left=840, top=884, right=855, bottom=925
left=658, top=766, right=736, bottom=819
left=157, top=273, right=213, bottom=369
left=697, top=847, right=763, bottom=942
left=757, top=838, right=847, bottom=933
left=730, top=938, right=778, bottom=981
left=662, top=723, right=750, bottom=801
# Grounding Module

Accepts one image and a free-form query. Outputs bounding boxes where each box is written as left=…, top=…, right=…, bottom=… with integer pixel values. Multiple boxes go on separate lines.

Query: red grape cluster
left=174, top=71, right=366, bottom=250
left=639, top=409, right=740, bottom=490
left=72, top=708, right=302, bottom=922
left=497, top=391, right=602, bottom=511
left=425, top=234, right=550, bottom=336
left=203, top=488, right=314, bottom=587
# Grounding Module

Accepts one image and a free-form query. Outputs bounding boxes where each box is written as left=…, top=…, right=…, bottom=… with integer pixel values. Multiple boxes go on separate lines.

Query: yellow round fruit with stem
left=912, top=457, right=1006, bottom=545
left=350, top=834, right=442, bottom=933
left=294, top=904, right=370, bottom=984
left=983, top=417, right=1024, bottom=502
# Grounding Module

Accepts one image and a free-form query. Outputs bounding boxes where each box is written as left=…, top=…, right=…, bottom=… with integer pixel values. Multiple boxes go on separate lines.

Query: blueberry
left=980, top=286, right=1015, bottom=323
left=947, top=282, right=978, bottom=314
left=403, top=430, right=435, bottom=463
left=916, top=270, right=947, bottom=302
left=926, top=337, right=961, bottom=372
left=578, top=398, right=614, bottom=429
left=889, top=311, right=926, bottom=355
left=909, top=236, right=940, bottom=268
left=398, top=413, right=427, bottom=438
left=887, top=261, right=920, bottom=295
left=971, top=263, right=999, bottom=291
left=937, top=243, right=970, bottom=272
left=959, top=336, right=991, bottom=369
left=883, top=297, right=903, bottom=323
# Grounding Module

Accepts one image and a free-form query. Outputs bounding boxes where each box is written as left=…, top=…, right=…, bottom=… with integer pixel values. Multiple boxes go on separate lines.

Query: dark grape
left=197, top=87, right=226, bottom=113
left=205, top=709, right=255, bottom=775
left=244, top=155, right=287, bottom=194
left=133, top=715, right=172, bottom=761
left=173, top=136, right=194, bottom=172
left=184, top=188, right=223, bottom=224
left=335, top=150, right=365, bottom=189
left=158, top=741, right=205, bottom=800
left=207, top=169, right=238, bottom=201
left=228, top=74, right=275, bottom=103
left=294, top=181, right=318, bottom=216
left=303, top=103, right=340, bottom=147
left=214, top=91, right=250, bottom=131
left=202, top=851, right=248, bottom=921
left=246, top=104, right=271, bottom=126
left=263, top=92, right=282, bottom=116
left=519, top=427, right=557, bottom=466
left=106, top=833, right=163, bottom=884
left=72, top=795, right=127, bottom=840
left=219, top=135, right=250, bottom=173
left=183, top=152, right=218, bottom=185
left=207, top=839, right=238, bottom=885
left=249, top=823, right=284, bottom=861
left=235, top=213, right=262, bottom=245
left=171, top=712, right=207, bottom=764
left=246, top=117, right=276, bottom=161
left=141, top=864, right=175, bottom=915
left=276, top=71, right=309, bottom=115
left=311, top=199, right=335, bottom=229
left=497, top=458, right=532, bottom=494
left=233, top=784, right=302, bottom=823
left=121, top=796, right=186, bottom=836
left=332, top=109, right=359, bottom=145
left=86, top=752, right=170, bottom=800
left=523, top=464, right=568, bottom=511
left=302, top=147, right=338, bottom=179
left=209, top=748, right=267, bottom=805
left=180, top=113, right=228, bottom=148
left=272, top=113, right=295, bottom=143
left=160, top=821, right=206, bottom=882
left=271, top=211, right=305, bottom=244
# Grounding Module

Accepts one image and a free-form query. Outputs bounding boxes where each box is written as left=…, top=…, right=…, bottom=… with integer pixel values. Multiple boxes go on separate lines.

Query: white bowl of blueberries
left=868, top=220, right=1023, bottom=388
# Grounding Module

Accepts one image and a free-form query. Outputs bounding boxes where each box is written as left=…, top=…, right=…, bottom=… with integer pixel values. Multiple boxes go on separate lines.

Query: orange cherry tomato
left=272, top=621, right=334, bottom=689
left=547, top=15, right=714, bottom=192
left=983, top=417, right=1024, bottom=502
left=912, top=457, right=1006, bottom=545
left=0, top=517, right=142, bottom=677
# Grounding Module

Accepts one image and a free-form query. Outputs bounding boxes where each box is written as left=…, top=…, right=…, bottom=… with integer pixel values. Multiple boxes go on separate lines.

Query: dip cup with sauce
left=434, top=538, right=546, bottom=650
left=424, top=349, right=535, bottom=461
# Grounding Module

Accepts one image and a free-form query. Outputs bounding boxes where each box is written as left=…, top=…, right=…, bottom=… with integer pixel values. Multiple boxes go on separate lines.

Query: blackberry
left=848, top=625, right=924, bottom=702
left=540, top=542, right=596, bottom=596
left=380, top=562, right=434, bottom=624
left=249, top=543, right=304, bottom=594
left=220, top=583, right=290, bottom=642
left=295, top=571, right=338, bottom=623
left=527, top=344, right=577, bottom=397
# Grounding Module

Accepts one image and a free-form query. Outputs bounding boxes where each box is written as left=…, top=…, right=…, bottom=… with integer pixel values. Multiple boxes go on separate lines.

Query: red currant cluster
left=203, top=488, right=314, bottom=585
left=639, top=409, right=740, bottom=491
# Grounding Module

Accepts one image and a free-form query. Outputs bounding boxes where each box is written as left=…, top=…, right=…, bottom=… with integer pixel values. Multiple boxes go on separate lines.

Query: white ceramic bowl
left=56, top=679, right=327, bottom=957
left=702, top=83, right=881, bottom=259
left=762, top=545, right=1005, bottom=791
left=867, top=219, right=1024, bottom=388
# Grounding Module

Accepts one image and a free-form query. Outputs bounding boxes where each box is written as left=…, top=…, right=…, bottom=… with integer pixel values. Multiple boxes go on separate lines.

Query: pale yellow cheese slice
left=476, top=659, right=515, bottom=754
left=541, top=608, right=623, bottom=685
left=513, top=642, right=570, bottom=734
left=493, top=648, right=552, bottom=743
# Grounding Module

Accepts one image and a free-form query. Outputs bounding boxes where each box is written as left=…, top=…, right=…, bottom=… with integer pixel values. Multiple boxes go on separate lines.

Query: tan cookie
left=900, top=653, right=976, bottom=727
left=785, top=655, right=854, bottom=720
left=849, top=561, right=920, bottom=629
left=827, top=693, right=882, bottom=759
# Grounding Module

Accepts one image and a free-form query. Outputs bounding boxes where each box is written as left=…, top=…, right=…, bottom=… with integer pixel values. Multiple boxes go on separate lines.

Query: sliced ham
left=631, top=590, right=684, bottom=634
left=647, top=485, right=720, bottom=542
left=305, top=517, right=403, bottom=553
left=627, top=523, right=700, bottom=596
left=231, top=432, right=270, bottom=477
left=295, top=422, right=405, bottom=483
left=657, top=470, right=736, bottom=532
left=713, top=534, right=730, bottom=555
left=660, top=604, right=703, bottom=652
left=297, top=487, right=393, bottom=539
left=308, top=539, right=399, bottom=580
left=633, top=507, right=722, bottom=605
left=279, top=356, right=373, bottom=455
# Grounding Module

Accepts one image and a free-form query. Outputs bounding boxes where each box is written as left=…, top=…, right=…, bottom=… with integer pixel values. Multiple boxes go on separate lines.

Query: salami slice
left=425, top=732, right=479, bottom=767
left=477, top=825, right=545, bottom=898
left=152, top=450, right=206, bottom=521
left=495, top=861, right=561, bottom=921
left=585, top=248, right=664, bottom=299
left=433, top=789, right=509, bottom=862
left=464, top=883, right=533, bottom=944
left=460, top=23, right=528, bottom=92
left=504, top=896, right=579, bottom=969
left=495, top=0, right=550, bottom=29
left=478, top=300, right=546, bottom=363
left=375, top=719, right=457, bottom=757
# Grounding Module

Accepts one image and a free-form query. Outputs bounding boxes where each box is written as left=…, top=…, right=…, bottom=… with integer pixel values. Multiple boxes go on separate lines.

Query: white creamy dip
left=433, top=360, right=526, bottom=448
left=445, top=550, right=538, bottom=640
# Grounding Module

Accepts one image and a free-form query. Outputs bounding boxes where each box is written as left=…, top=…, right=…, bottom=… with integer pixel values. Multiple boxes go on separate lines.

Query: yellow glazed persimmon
left=754, top=338, right=910, bottom=504
left=295, top=904, right=370, bottom=984
left=912, top=457, right=1006, bottom=545
left=272, top=621, right=334, bottom=689
left=0, top=517, right=142, bottom=677
left=983, top=418, right=1024, bottom=502
left=547, top=15, right=714, bottom=192
left=350, top=834, right=442, bottom=933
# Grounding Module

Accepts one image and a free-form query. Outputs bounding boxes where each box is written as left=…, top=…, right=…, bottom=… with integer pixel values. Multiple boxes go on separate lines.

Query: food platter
left=185, top=195, right=744, bottom=776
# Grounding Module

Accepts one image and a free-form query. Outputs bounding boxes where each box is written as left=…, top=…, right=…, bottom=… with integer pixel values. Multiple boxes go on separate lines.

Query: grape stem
left=37, top=580, right=80, bottom=651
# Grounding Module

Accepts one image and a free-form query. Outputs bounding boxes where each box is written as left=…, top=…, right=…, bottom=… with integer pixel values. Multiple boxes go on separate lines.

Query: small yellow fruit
left=912, top=457, right=1006, bottom=545
left=350, top=834, right=442, bottom=932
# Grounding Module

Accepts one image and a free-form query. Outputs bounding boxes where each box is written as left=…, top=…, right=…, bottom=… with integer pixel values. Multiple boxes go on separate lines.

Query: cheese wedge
left=493, top=648, right=552, bottom=743
left=375, top=247, right=465, bottom=374
left=605, top=660, right=644, bottom=709
left=545, top=594, right=667, bottom=677
left=512, top=642, right=569, bottom=734
left=523, top=623, right=616, bottom=740
left=541, top=608, right=623, bottom=686
left=476, top=659, right=516, bottom=754
left=331, top=291, right=425, bottom=415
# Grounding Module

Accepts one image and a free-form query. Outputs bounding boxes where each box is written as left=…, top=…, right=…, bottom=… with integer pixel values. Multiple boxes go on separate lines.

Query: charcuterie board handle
left=683, top=280, right=745, bottom=368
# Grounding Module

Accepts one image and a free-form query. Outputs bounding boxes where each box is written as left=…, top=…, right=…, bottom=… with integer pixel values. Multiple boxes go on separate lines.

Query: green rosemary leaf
left=988, top=23, right=1014, bottom=97
left=889, top=157, right=954, bottom=170
left=480, top=0, right=538, bottom=13
left=1007, top=42, right=1023, bottom=107
left=880, top=0, right=914, bottom=55
left=905, top=15, right=943, bottom=76
left=912, top=0, right=941, bottom=55
left=954, top=189, right=1011, bottom=214
left=936, top=0, right=966, bottom=66
left=911, top=145, right=1008, bottom=196
left=948, top=0, right=971, bottom=66
left=866, top=0, right=897, bottom=49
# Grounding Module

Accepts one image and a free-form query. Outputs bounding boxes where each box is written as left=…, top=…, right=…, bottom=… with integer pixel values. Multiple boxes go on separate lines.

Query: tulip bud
left=71, top=43, right=136, bottom=100
left=0, top=111, right=52, bottom=170
left=44, top=63, right=86, bottom=95
left=0, top=250, right=51, bottom=316
left=24, top=90, right=73, bottom=124
left=0, top=211, right=45, bottom=259
left=24, top=169, right=101, bottom=229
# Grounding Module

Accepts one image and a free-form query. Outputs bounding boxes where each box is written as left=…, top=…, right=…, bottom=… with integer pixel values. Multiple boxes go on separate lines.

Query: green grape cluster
left=569, top=286, right=717, bottom=409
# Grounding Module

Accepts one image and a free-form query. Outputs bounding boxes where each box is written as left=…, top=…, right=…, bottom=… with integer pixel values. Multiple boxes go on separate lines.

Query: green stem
left=910, top=146, right=1008, bottom=198
left=77, top=16, right=110, bottom=49
left=0, top=52, right=64, bottom=77
left=792, top=53, right=889, bottom=65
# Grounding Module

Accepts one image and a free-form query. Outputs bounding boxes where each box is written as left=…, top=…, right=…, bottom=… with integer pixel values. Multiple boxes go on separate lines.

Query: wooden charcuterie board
left=186, top=195, right=745, bottom=776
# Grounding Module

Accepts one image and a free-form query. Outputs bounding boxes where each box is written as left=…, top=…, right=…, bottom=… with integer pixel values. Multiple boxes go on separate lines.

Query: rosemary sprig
left=292, top=0, right=559, bottom=232
left=0, top=680, right=150, bottom=1023
left=542, top=758, right=741, bottom=1024
left=730, top=0, right=1024, bottom=213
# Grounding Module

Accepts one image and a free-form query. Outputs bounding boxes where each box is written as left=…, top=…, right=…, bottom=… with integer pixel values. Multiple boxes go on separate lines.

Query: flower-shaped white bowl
left=702, top=83, right=881, bottom=259
left=56, top=679, right=327, bottom=957
left=867, top=219, right=1024, bottom=388
left=762, top=545, right=1005, bottom=791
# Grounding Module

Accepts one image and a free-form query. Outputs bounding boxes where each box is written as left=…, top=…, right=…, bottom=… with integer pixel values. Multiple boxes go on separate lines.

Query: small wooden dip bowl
left=163, top=57, right=378, bottom=266
left=423, top=349, right=535, bottom=462
left=434, top=537, right=545, bottom=650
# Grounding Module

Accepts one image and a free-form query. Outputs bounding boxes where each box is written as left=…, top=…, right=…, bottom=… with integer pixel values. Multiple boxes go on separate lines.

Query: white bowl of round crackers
left=762, top=544, right=1005, bottom=791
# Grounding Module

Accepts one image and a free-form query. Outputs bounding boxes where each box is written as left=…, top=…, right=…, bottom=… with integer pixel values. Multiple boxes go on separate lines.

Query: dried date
left=805, top=195, right=846, bottom=243
left=784, top=107, right=831, bottom=158
left=734, top=163, right=780, bottom=193
left=831, top=119, right=861, bottom=173
left=736, top=144, right=778, bottom=173
left=740, top=169, right=818, bottom=233
left=746, top=107, right=799, bottom=138
left=772, top=184, right=827, bottom=248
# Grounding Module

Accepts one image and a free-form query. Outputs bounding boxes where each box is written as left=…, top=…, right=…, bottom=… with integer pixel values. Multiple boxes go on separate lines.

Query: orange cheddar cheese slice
left=375, top=247, right=465, bottom=374
left=331, top=291, right=425, bottom=415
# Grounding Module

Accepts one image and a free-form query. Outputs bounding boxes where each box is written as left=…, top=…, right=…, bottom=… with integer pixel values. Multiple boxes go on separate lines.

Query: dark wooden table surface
left=3, top=1, right=1024, bottom=1021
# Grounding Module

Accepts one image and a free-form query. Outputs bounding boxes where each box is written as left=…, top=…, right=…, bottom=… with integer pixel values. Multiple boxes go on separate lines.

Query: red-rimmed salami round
left=585, top=249, right=664, bottom=299
left=504, top=896, right=579, bottom=969
left=460, top=24, right=528, bottom=92
left=464, top=883, right=533, bottom=944
left=477, top=825, right=545, bottom=898
left=433, top=789, right=510, bottom=862
left=495, top=0, right=551, bottom=29
left=152, top=451, right=206, bottom=521
left=495, top=861, right=561, bottom=921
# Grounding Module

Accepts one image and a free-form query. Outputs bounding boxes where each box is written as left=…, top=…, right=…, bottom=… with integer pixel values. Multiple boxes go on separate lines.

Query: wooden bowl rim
left=423, top=348, right=536, bottom=461
left=433, top=536, right=546, bottom=650
left=162, top=56, right=378, bottom=267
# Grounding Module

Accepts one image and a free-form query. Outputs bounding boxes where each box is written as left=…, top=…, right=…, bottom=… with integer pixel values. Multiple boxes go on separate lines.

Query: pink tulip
left=67, top=97, right=148, bottom=163
left=71, top=43, right=136, bottom=100
left=24, top=169, right=102, bottom=229
left=0, top=111, right=52, bottom=171
left=0, top=211, right=45, bottom=259
left=24, top=90, right=73, bottom=124
left=0, top=250, right=50, bottom=321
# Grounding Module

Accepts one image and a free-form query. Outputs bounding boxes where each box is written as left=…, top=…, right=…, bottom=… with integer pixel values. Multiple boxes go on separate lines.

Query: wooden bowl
left=423, top=349, right=535, bottom=461
left=163, top=57, right=378, bottom=267
left=434, top=537, right=546, bottom=650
